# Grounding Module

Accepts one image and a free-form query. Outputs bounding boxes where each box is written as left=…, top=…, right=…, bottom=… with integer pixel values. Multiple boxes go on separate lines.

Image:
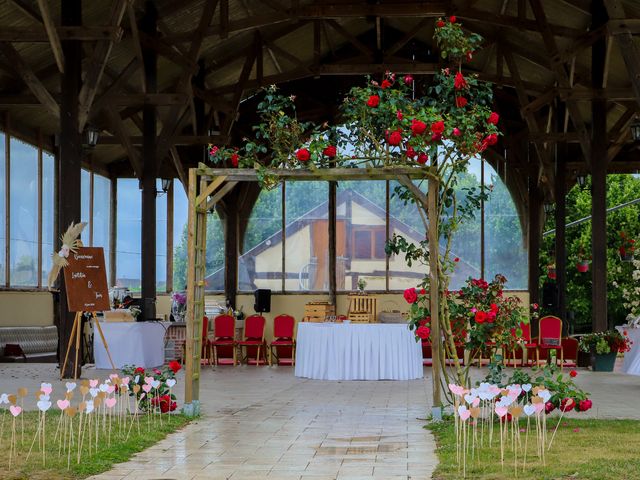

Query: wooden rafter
left=607, top=107, right=637, bottom=163
left=457, top=8, right=586, bottom=37
left=169, top=146, right=189, bottom=194
left=36, top=0, right=64, bottom=73
left=326, top=20, right=374, bottom=58
left=89, top=58, right=141, bottom=119
left=0, top=42, right=59, bottom=118
left=0, top=26, right=122, bottom=42
left=604, top=0, right=640, bottom=109
left=98, top=134, right=227, bottom=145
left=78, top=0, right=129, bottom=131
left=385, top=18, right=430, bottom=57
left=105, top=105, right=142, bottom=177
left=528, top=0, right=591, bottom=165
left=205, top=181, right=238, bottom=211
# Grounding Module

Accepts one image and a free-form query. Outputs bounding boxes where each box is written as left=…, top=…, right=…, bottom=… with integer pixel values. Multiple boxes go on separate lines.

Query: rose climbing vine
left=207, top=17, right=518, bottom=401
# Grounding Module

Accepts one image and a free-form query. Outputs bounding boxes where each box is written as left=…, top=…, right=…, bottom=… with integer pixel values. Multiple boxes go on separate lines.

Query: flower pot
left=591, top=352, right=617, bottom=372
left=621, top=252, right=634, bottom=262
left=576, top=262, right=589, bottom=273
left=547, top=267, right=556, bottom=280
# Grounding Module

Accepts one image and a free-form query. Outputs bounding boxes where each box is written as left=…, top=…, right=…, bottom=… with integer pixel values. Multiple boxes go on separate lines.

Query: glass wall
left=116, top=179, right=141, bottom=291
left=9, top=138, right=38, bottom=286
left=80, top=169, right=90, bottom=245
left=92, top=174, right=111, bottom=278
left=0, top=132, right=5, bottom=285
left=41, top=152, right=55, bottom=286
left=156, top=181, right=167, bottom=292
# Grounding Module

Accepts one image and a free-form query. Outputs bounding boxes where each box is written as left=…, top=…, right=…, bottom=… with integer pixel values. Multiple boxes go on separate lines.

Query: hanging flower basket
left=619, top=232, right=635, bottom=261
left=576, top=261, right=589, bottom=273
left=620, top=247, right=634, bottom=262
left=547, top=265, right=556, bottom=280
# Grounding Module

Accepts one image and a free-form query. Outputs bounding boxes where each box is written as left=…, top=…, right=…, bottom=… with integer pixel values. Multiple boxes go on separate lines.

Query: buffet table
left=294, top=322, right=423, bottom=380
left=616, top=326, right=640, bottom=375
left=94, top=321, right=166, bottom=369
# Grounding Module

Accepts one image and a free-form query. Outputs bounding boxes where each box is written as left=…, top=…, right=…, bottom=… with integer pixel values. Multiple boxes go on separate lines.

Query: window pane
left=239, top=186, right=283, bottom=292
left=41, top=152, right=54, bottom=286
left=337, top=181, right=387, bottom=291
left=116, top=179, right=141, bottom=291
left=0, top=132, right=5, bottom=285
left=173, top=185, right=226, bottom=292
left=388, top=180, right=427, bottom=290
left=80, top=169, right=90, bottom=245
left=156, top=180, right=167, bottom=292
left=9, top=137, right=38, bottom=286
left=93, top=174, right=110, bottom=281
left=285, top=181, right=328, bottom=291
left=449, top=158, right=482, bottom=289
left=484, top=161, right=527, bottom=289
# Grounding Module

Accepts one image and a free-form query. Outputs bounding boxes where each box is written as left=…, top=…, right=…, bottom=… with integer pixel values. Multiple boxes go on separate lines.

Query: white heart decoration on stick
left=65, top=382, right=76, bottom=392
left=89, top=388, right=99, bottom=398
left=463, top=393, right=475, bottom=404
left=99, top=384, right=109, bottom=393
left=538, top=389, right=551, bottom=403
left=523, top=404, right=536, bottom=416
left=40, top=383, right=53, bottom=395
left=0, top=393, right=8, bottom=404
left=522, top=383, right=532, bottom=392
left=37, top=400, right=52, bottom=412
left=85, top=401, right=94, bottom=414
left=166, top=379, right=176, bottom=388
left=151, top=380, right=161, bottom=389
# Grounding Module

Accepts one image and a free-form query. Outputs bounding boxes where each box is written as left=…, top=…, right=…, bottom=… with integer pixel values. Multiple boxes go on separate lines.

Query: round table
left=94, top=321, right=166, bottom=369
left=294, top=322, right=423, bottom=380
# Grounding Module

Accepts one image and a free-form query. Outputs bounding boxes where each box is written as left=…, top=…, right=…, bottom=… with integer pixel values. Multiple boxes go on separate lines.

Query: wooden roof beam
left=529, top=0, right=591, bottom=165
left=97, top=134, right=228, bottom=145
left=604, top=0, right=640, bottom=109
left=457, top=8, right=586, bottom=37
left=105, top=106, right=142, bottom=177
left=36, top=0, right=64, bottom=73
left=0, top=26, right=122, bottom=42
left=0, top=42, right=59, bottom=118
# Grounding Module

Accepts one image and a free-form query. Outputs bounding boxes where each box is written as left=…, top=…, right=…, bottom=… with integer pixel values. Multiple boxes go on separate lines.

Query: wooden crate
left=348, top=312, right=372, bottom=323
left=304, top=302, right=335, bottom=322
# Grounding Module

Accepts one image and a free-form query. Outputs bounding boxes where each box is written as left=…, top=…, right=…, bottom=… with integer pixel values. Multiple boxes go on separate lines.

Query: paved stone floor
left=1, top=362, right=640, bottom=479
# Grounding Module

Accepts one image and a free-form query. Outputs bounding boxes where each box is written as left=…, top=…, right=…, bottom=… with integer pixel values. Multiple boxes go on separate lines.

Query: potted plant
left=619, top=231, right=635, bottom=261
left=574, top=245, right=590, bottom=273
left=547, top=263, right=556, bottom=280
left=579, top=330, right=632, bottom=372
left=357, top=278, right=367, bottom=293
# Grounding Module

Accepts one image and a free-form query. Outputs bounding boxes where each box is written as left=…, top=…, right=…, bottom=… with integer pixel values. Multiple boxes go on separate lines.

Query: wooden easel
left=60, top=311, right=116, bottom=380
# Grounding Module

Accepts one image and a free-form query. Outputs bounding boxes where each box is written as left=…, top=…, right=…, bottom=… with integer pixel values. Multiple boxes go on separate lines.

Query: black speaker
left=254, top=289, right=271, bottom=313
left=542, top=281, right=558, bottom=312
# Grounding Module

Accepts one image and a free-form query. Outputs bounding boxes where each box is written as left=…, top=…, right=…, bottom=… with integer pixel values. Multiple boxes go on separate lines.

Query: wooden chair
left=348, top=294, right=377, bottom=323
left=211, top=314, right=236, bottom=366
left=269, top=314, right=296, bottom=366
left=238, top=314, right=267, bottom=365
left=536, top=315, right=564, bottom=367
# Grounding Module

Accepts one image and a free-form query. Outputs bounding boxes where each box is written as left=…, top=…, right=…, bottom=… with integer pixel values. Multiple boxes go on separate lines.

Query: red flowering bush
left=296, top=148, right=310, bottom=162
left=404, top=288, right=418, bottom=304
left=366, top=95, right=380, bottom=107
left=122, top=363, right=180, bottom=413
left=416, top=325, right=431, bottom=340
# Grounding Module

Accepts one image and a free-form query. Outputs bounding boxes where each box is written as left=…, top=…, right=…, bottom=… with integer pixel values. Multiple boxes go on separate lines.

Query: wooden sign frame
left=63, top=246, right=110, bottom=312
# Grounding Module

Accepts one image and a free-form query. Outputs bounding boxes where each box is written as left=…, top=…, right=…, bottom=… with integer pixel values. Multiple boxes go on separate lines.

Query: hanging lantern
left=576, top=173, right=587, bottom=189
left=631, top=118, right=640, bottom=142
left=543, top=203, right=554, bottom=215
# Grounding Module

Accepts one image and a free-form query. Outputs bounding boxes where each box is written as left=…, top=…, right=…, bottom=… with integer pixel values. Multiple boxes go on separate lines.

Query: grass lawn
left=429, top=418, right=640, bottom=480
left=0, top=411, right=190, bottom=480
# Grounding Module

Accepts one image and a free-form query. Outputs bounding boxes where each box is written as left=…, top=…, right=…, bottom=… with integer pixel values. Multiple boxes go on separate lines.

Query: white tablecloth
left=294, top=323, right=423, bottom=380
left=94, top=321, right=166, bottom=369
left=616, top=326, right=640, bottom=375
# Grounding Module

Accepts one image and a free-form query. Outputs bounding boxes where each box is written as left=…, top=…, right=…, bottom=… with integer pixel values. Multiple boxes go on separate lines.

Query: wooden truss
left=183, top=163, right=443, bottom=415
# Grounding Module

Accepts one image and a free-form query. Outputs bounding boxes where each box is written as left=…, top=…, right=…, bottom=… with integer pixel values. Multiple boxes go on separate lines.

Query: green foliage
left=579, top=329, right=631, bottom=354
left=540, top=174, right=640, bottom=331
left=433, top=17, right=483, bottom=61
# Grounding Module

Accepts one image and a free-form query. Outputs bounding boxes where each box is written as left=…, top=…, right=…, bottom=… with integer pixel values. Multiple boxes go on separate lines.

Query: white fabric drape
left=94, top=322, right=166, bottom=369
left=617, top=326, right=640, bottom=375
left=294, top=323, right=423, bottom=380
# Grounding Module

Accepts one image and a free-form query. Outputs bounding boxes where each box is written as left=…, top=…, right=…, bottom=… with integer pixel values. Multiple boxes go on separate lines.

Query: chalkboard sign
left=63, top=247, right=110, bottom=312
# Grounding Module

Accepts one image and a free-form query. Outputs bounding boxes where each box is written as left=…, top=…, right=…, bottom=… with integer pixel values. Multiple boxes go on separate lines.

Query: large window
left=0, top=132, right=5, bottom=285
left=10, top=138, right=38, bottom=286
left=116, top=179, right=141, bottom=291
left=156, top=181, right=167, bottom=291
left=41, top=152, right=55, bottom=286
left=92, top=174, right=111, bottom=278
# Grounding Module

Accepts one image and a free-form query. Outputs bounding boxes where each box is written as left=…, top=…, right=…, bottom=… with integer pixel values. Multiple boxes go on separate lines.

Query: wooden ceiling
left=0, top=0, right=639, bottom=198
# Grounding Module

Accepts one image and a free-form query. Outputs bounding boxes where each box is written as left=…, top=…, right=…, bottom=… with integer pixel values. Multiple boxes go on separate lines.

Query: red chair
left=269, top=314, right=296, bottom=366
left=559, top=337, right=579, bottom=368
left=238, top=314, right=267, bottom=365
left=536, top=315, right=564, bottom=367
left=211, top=314, right=236, bottom=366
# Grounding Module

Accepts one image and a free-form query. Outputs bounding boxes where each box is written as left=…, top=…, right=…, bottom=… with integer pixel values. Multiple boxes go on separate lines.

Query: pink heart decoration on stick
left=56, top=399, right=70, bottom=410
left=142, top=384, right=152, bottom=393
left=144, top=377, right=154, bottom=385
left=495, top=406, right=508, bottom=418
left=89, top=379, right=99, bottom=388
left=533, top=403, right=544, bottom=414
left=9, top=405, right=21, bottom=417
left=472, top=397, right=480, bottom=408
left=105, top=397, right=117, bottom=409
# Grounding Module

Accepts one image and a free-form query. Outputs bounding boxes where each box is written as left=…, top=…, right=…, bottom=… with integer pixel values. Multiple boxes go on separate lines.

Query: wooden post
left=555, top=102, right=568, bottom=327
left=140, top=2, right=157, bottom=320
left=109, top=176, right=117, bottom=287
left=223, top=189, right=239, bottom=308
left=428, top=176, right=442, bottom=417
left=58, top=0, right=82, bottom=378
left=4, top=112, right=9, bottom=287
left=166, top=180, right=174, bottom=293
left=528, top=144, right=542, bottom=309
left=328, top=181, right=337, bottom=305
left=591, top=0, right=608, bottom=332
left=184, top=168, right=198, bottom=409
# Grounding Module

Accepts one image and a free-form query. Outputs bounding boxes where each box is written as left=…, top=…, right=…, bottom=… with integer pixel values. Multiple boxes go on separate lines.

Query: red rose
left=436, top=20, right=445, bottom=28
left=485, top=133, right=498, bottom=146
left=134, top=367, right=144, bottom=374
left=488, top=112, right=500, bottom=125
left=403, top=75, right=414, bottom=85
left=569, top=370, right=578, bottom=378
left=486, top=311, right=496, bottom=323
left=417, top=153, right=428, bottom=164
left=431, top=120, right=445, bottom=135
left=411, top=119, right=427, bottom=136
left=405, top=146, right=417, bottom=159
left=532, top=303, right=538, bottom=310
left=624, top=330, right=628, bottom=336
left=560, top=397, right=575, bottom=412
left=420, top=288, right=426, bottom=295
left=416, top=326, right=431, bottom=340
left=490, top=303, right=498, bottom=312
left=396, top=110, right=403, bottom=120
left=403, top=288, right=418, bottom=304
left=455, top=96, right=468, bottom=108
left=296, top=148, right=310, bottom=162
left=578, top=399, right=592, bottom=412
left=367, top=95, right=380, bottom=107
left=545, top=401, right=556, bottom=414
left=454, top=71, right=467, bottom=90
left=381, top=79, right=392, bottom=89
left=388, top=130, right=403, bottom=146
left=168, top=360, right=182, bottom=374
left=230, top=153, right=239, bottom=167
left=449, top=15, right=456, bottom=23
left=452, top=127, right=461, bottom=137
left=454, top=257, right=459, bottom=262
left=475, top=311, right=487, bottom=323
left=323, top=145, right=337, bottom=158
left=209, top=145, right=219, bottom=156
